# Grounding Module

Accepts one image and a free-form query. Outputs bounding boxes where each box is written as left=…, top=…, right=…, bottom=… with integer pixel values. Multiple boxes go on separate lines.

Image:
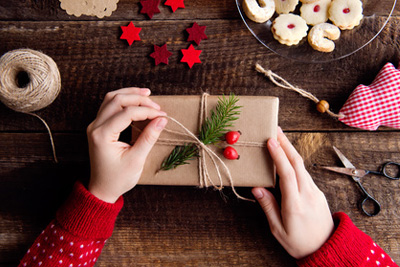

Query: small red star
left=150, top=44, right=173, bottom=65
left=140, top=0, right=161, bottom=19
left=120, top=22, right=142, bottom=46
left=164, top=0, right=185, bottom=12
left=186, top=22, right=207, bottom=45
left=181, top=44, right=202, bottom=68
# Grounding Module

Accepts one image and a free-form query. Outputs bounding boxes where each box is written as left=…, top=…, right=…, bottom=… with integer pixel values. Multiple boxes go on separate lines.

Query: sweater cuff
left=297, top=212, right=373, bottom=267
left=56, top=181, right=124, bottom=240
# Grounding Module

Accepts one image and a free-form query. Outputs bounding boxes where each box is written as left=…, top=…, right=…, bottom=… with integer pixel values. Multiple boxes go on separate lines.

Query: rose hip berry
left=223, top=146, right=240, bottom=160
left=225, top=131, right=241, bottom=144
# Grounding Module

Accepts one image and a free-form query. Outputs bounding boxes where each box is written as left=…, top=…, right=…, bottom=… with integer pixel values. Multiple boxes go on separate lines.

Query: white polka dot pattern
left=18, top=220, right=107, bottom=267
left=362, top=242, right=398, bottom=267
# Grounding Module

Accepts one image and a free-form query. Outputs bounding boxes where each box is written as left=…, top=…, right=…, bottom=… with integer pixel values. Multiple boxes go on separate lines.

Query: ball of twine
left=0, top=49, right=61, bottom=162
left=0, top=49, right=61, bottom=113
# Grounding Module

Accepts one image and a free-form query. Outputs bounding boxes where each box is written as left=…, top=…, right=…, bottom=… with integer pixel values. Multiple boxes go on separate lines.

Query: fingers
left=276, top=128, right=307, bottom=175
left=275, top=127, right=316, bottom=191
left=130, top=117, right=168, bottom=160
left=95, top=94, right=161, bottom=127
left=267, top=137, right=299, bottom=198
left=99, top=106, right=166, bottom=142
left=99, top=87, right=151, bottom=112
left=252, top=187, right=285, bottom=238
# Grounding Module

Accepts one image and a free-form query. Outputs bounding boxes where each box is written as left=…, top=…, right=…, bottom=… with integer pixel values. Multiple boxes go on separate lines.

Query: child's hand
left=252, top=128, right=334, bottom=259
left=87, top=88, right=167, bottom=203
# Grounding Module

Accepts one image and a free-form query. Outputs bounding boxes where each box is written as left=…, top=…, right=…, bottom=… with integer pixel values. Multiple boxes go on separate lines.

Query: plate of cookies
left=236, top=0, right=397, bottom=62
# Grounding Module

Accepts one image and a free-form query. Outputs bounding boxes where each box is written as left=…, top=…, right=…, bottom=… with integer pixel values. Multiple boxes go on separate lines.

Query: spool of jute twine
left=0, top=49, right=61, bottom=162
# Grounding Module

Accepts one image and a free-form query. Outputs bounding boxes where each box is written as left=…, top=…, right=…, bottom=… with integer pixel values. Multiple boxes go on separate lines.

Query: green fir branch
left=160, top=144, right=199, bottom=171
left=160, top=93, right=241, bottom=171
left=199, top=93, right=242, bottom=145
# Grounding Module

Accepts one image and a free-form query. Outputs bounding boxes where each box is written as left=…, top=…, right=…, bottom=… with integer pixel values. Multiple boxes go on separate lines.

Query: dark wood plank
left=1, top=18, right=400, bottom=132
left=0, top=0, right=398, bottom=21
left=0, top=132, right=399, bottom=265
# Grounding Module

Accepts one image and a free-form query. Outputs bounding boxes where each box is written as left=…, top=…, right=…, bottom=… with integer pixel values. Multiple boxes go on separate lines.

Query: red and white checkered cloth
left=339, top=62, right=400, bottom=130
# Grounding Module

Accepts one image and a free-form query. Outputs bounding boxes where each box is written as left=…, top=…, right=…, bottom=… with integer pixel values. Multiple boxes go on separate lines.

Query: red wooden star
left=150, top=44, right=173, bottom=65
left=181, top=44, right=202, bottom=68
left=186, top=22, right=207, bottom=45
left=164, top=0, right=185, bottom=12
left=140, top=0, right=161, bottom=19
left=120, top=22, right=142, bottom=46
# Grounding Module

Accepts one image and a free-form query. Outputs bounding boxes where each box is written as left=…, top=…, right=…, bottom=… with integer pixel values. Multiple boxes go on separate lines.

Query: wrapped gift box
left=132, top=95, right=279, bottom=188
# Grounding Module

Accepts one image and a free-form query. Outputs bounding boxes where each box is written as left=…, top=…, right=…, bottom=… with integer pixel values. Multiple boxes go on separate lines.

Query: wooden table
left=1, top=1, right=400, bottom=266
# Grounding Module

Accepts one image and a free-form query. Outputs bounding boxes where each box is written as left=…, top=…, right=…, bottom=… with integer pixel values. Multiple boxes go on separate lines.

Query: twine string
left=0, top=49, right=61, bottom=163
left=255, top=63, right=344, bottom=119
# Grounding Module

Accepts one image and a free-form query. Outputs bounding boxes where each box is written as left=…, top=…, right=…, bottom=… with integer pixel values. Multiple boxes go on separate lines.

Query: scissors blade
left=321, top=166, right=369, bottom=178
left=333, top=146, right=356, bottom=169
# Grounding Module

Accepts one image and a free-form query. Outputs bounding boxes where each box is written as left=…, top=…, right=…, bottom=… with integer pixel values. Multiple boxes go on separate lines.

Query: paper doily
left=60, top=0, right=119, bottom=18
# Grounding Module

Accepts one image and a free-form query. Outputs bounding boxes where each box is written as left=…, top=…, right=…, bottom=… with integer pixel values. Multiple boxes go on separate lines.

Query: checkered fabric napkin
left=339, top=62, right=400, bottom=130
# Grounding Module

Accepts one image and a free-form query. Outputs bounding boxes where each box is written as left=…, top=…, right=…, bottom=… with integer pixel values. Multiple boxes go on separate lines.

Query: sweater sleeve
left=297, top=212, right=398, bottom=267
left=19, top=181, right=123, bottom=267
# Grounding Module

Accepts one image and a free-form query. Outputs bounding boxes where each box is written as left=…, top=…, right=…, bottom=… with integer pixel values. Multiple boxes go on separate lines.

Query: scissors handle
left=355, top=180, right=381, bottom=217
left=381, top=162, right=400, bottom=180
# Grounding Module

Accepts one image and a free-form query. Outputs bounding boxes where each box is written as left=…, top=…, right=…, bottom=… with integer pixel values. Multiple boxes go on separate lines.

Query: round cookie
left=271, top=14, right=309, bottom=46
left=329, top=0, right=363, bottom=30
left=308, top=23, right=341, bottom=52
left=274, top=0, right=299, bottom=14
left=243, top=0, right=275, bottom=23
left=300, top=0, right=332, bottom=26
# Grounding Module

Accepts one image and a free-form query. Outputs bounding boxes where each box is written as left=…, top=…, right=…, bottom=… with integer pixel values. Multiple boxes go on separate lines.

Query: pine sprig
left=160, top=94, right=241, bottom=171
left=160, top=144, right=199, bottom=171
left=199, top=93, right=242, bottom=145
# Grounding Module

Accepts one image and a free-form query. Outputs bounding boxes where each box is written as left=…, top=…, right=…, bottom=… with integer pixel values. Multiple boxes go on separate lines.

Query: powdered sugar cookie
left=272, top=14, right=308, bottom=46
left=274, top=0, right=299, bottom=14
left=329, top=0, right=363, bottom=30
left=243, top=0, right=275, bottom=23
left=300, top=0, right=331, bottom=26
left=308, top=23, right=340, bottom=52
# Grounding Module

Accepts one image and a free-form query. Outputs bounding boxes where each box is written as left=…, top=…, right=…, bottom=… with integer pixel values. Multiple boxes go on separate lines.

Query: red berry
left=223, top=146, right=239, bottom=160
left=225, top=131, right=241, bottom=144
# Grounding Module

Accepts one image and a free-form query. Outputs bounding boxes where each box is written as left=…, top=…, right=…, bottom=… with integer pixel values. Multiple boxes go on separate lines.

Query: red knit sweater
left=19, top=182, right=398, bottom=267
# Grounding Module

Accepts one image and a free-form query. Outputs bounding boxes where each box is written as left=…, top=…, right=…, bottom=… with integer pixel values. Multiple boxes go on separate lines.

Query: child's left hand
left=87, top=87, right=168, bottom=203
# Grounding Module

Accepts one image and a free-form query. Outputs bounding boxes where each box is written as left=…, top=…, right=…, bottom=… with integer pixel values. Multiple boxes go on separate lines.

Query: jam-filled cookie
left=329, top=0, right=363, bottom=30
left=274, top=0, right=299, bottom=14
left=243, top=0, right=276, bottom=23
left=308, top=22, right=341, bottom=52
left=271, top=14, right=309, bottom=46
left=300, top=0, right=332, bottom=26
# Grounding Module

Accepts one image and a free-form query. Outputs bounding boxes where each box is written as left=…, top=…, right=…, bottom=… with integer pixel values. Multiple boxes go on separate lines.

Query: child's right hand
left=87, top=88, right=168, bottom=203
left=252, top=128, right=335, bottom=260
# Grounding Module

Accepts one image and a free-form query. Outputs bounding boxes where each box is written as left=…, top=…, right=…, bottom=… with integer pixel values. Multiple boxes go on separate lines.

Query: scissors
left=322, top=146, right=400, bottom=217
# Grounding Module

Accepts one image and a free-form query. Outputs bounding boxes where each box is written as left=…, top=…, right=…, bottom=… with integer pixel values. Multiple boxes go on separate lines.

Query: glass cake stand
left=236, top=0, right=397, bottom=63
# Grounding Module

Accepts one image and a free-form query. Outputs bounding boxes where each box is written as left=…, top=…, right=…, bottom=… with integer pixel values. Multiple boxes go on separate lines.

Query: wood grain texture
left=0, top=18, right=400, bottom=131
left=1, top=0, right=400, bottom=266
left=0, top=132, right=399, bottom=266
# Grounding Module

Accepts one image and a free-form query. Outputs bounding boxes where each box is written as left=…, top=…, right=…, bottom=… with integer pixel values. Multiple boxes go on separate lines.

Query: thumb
left=131, top=117, right=168, bottom=159
left=252, top=187, right=284, bottom=235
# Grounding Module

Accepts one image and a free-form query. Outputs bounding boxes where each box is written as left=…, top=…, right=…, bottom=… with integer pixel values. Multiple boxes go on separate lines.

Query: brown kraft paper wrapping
left=132, top=95, right=279, bottom=188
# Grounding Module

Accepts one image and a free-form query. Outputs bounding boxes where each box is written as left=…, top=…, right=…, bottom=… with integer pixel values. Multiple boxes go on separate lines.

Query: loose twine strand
left=0, top=49, right=61, bottom=162
left=255, top=63, right=344, bottom=119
